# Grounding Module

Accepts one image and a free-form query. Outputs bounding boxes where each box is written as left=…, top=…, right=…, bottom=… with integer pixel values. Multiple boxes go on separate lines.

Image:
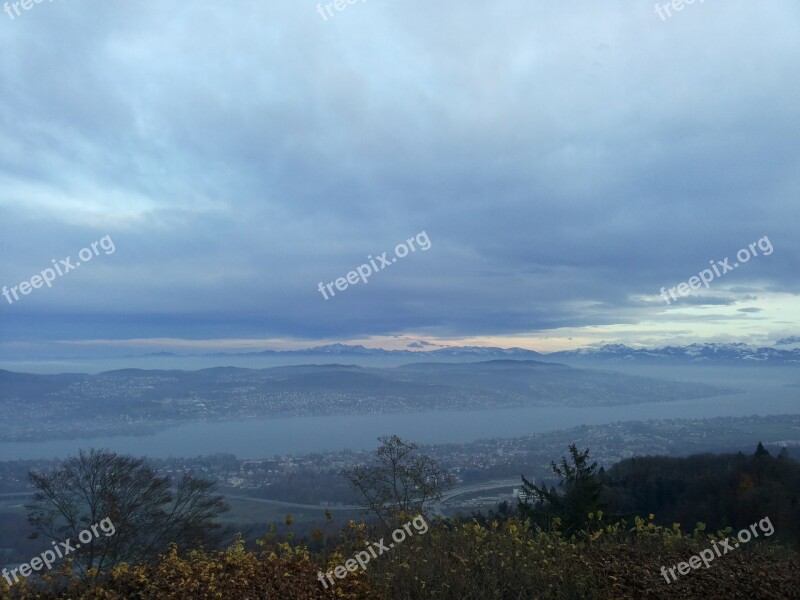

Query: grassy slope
left=2, top=516, right=798, bottom=600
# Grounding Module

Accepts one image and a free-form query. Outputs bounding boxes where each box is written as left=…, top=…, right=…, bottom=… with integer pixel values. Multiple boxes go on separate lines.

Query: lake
left=1, top=385, right=798, bottom=460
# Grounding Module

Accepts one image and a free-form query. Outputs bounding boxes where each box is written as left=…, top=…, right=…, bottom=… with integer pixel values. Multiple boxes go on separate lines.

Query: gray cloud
left=1, top=1, right=798, bottom=354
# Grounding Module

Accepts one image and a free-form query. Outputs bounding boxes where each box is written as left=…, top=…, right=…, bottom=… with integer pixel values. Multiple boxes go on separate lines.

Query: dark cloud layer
left=1, top=1, right=798, bottom=356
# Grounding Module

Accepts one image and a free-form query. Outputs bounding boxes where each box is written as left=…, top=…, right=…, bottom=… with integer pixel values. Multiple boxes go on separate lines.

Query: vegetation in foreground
left=1, top=514, right=798, bottom=599
left=1, top=440, right=798, bottom=599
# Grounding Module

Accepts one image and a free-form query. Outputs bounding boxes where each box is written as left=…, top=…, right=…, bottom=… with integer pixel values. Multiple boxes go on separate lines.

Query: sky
left=1, top=0, right=798, bottom=361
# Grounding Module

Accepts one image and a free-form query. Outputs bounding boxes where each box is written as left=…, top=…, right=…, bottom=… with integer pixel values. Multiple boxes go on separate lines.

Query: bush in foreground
left=2, top=516, right=798, bottom=599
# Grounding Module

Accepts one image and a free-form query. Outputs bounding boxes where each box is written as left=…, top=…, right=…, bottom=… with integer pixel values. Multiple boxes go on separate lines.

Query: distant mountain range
left=0, top=359, right=732, bottom=443
left=549, top=343, right=800, bottom=365
left=172, top=342, right=800, bottom=366
left=199, top=343, right=545, bottom=360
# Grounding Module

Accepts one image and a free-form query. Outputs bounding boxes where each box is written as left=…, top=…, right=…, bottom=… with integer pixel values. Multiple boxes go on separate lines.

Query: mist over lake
left=2, top=383, right=797, bottom=460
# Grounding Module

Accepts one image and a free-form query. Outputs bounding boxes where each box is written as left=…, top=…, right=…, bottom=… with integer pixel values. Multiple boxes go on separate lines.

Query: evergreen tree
left=518, top=444, right=605, bottom=535
left=755, top=442, right=771, bottom=457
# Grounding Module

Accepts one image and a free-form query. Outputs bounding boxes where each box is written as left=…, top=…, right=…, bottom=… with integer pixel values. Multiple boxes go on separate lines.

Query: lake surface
left=1, top=386, right=798, bottom=460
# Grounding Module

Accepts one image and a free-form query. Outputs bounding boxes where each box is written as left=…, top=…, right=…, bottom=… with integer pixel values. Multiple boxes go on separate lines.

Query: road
left=439, top=478, right=520, bottom=502
left=2, top=479, right=523, bottom=513
left=225, top=494, right=364, bottom=511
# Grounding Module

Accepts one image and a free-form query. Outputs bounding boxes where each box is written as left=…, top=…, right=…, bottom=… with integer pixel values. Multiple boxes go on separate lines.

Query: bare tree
left=342, top=435, right=452, bottom=527
left=27, top=448, right=229, bottom=577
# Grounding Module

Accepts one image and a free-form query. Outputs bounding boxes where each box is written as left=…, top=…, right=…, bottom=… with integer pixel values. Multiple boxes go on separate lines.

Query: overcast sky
left=1, top=0, right=798, bottom=360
